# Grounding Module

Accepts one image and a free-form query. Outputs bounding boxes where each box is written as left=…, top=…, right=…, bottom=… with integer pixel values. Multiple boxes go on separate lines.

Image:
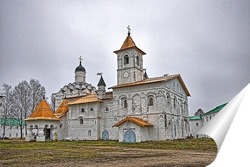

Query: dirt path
left=42, top=147, right=216, bottom=167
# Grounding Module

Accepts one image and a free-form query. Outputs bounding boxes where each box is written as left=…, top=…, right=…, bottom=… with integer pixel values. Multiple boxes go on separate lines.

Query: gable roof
left=113, top=117, right=153, bottom=127
left=109, top=74, right=190, bottom=96
left=25, top=99, right=59, bottom=121
left=203, top=103, right=228, bottom=116
left=54, top=100, right=69, bottom=118
left=68, top=93, right=102, bottom=105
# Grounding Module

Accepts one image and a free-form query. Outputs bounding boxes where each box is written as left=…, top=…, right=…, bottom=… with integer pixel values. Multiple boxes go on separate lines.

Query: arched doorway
left=44, top=125, right=50, bottom=140
left=102, top=130, right=109, bottom=140
left=124, top=129, right=136, bottom=143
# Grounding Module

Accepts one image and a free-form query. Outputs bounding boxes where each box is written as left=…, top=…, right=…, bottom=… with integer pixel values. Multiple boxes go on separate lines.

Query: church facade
left=25, top=30, right=191, bottom=142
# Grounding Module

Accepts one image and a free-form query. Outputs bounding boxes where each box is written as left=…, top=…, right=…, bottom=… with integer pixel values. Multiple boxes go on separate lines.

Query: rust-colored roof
left=26, top=100, right=59, bottom=121
left=68, top=94, right=102, bottom=105
left=109, top=74, right=191, bottom=96
left=120, top=35, right=136, bottom=50
left=54, top=100, right=69, bottom=118
left=113, top=117, right=153, bottom=127
left=114, top=35, right=146, bottom=55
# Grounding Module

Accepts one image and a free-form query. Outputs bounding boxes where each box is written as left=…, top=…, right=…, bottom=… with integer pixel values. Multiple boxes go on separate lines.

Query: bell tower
left=114, top=26, right=146, bottom=85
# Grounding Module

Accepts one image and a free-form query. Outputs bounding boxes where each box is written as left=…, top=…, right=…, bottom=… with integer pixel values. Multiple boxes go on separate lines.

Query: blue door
left=124, top=129, right=136, bottom=143
left=102, top=130, right=109, bottom=140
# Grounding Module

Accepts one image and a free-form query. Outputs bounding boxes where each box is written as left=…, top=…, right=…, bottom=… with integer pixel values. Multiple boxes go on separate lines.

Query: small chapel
left=25, top=28, right=191, bottom=142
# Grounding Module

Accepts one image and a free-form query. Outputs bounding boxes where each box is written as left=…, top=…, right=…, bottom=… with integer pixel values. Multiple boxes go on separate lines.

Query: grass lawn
left=0, top=138, right=217, bottom=167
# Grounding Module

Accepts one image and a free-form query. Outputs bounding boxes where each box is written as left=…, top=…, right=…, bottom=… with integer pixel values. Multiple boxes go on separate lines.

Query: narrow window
left=196, top=123, right=199, bottom=127
left=121, top=97, right=127, bottom=108
left=88, top=130, right=91, bottom=136
left=148, top=95, right=154, bottom=106
left=80, top=118, right=83, bottom=124
left=90, top=108, right=93, bottom=111
left=81, top=108, right=85, bottom=112
left=167, top=94, right=171, bottom=104
left=105, top=107, right=109, bottom=112
left=136, top=56, right=139, bottom=66
left=16, top=133, right=18, bottom=137
left=124, top=55, right=129, bottom=64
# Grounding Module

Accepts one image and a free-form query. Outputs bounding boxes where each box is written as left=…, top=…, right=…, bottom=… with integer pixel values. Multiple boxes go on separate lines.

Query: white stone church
left=25, top=29, right=191, bottom=142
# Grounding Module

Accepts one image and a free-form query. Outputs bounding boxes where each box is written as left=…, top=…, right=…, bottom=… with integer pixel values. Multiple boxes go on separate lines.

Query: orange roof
left=54, top=100, right=69, bottom=118
left=26, top=100, right=59, bottom=121
left=68, top=94, right=102, bottom=105
left=113, top=117, right=153, bottom=127
left=114, top=35, right=146, bottom=55
left=109, top=74, right=190, bottom=96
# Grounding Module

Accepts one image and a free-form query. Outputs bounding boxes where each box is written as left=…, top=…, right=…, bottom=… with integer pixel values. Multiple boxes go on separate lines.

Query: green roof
left=0, top=118, right=26, bottom=126
left=203, top=103, right=228, bottom=116
left=188, top=115, right=202, bottom=120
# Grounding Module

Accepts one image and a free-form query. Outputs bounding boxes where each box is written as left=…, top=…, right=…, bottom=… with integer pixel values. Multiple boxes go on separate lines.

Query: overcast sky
left=0, top=0, right=249, bottom=115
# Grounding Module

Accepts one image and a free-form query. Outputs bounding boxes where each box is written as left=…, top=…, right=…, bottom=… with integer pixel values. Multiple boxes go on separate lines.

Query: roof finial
left=127, top=25, right=131, bottom=36
left=78, top=56, right=83, bottom=65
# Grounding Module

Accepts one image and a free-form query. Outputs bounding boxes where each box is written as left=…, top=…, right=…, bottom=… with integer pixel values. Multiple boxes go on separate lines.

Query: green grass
left=0, top=138, right=217, bottom=166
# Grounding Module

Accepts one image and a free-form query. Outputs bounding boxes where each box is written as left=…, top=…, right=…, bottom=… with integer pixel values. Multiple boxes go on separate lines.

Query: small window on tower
left=124, top=55, right=129, bottom=65
left=90, top=108, right=94, bottom=111
left=81, top=108, right=85, bottom=112
left=136, top=56, right=139, bottom=66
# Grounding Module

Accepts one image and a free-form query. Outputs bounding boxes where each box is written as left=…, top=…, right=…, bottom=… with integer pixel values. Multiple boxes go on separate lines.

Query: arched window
left=121, top=97, right=127, bottom=108
left=81, top=108, right=85, bottom=112
left=90, top=108, right=93, bottom=111
left=88, top=130, right=91, bottom=136
left=80, top=118, right=83, bottom=124
left=124, top=55, right=129, bottom=65
left=148, top=95, right=154, bottom=106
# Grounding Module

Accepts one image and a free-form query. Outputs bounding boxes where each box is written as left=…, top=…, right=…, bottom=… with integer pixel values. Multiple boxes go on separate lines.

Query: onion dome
left=75, top=62, right=86, bottom=72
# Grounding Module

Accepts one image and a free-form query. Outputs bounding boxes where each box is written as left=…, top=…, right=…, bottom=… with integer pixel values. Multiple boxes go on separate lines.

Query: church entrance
left=124, top=129, right=136, bottom=143
left=102, top=130, right=109, bottom=140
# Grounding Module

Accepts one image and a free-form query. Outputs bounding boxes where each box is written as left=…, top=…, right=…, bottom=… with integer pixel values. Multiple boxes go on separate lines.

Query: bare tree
left=13, top=79, right=46, bottom=138
left=50, top=94, right=56, bottom=112
left=1, top=83, right=13, bottom=139
left=14, top=81, right=32, bottom=137
left=29, top=79, right=46, bottom=111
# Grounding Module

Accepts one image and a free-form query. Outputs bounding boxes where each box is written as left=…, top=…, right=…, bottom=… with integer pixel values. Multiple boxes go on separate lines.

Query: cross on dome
left=79, top=56, right=83, bottom=64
